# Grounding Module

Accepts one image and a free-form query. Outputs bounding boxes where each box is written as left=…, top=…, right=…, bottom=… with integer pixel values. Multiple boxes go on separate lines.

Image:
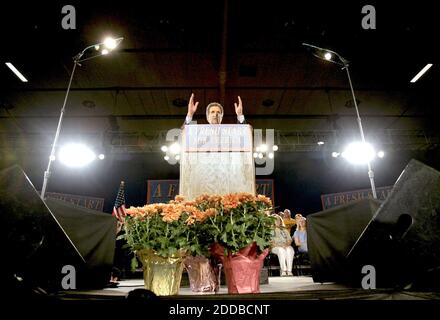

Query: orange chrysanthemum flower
left=204, top=208, right=218, bottom=218
left=237, top=192, right=257, bottom=204
left=207, top=195, right=222, bottom=207
left=221, top=193, right=241, bottom=211
left=173, top=195, right=185, bottom=203
left=161, top=203, right=183, bottom=223
left=195, top=194, right=211, bottom=204
left=256, top=194, right=272, bottom=206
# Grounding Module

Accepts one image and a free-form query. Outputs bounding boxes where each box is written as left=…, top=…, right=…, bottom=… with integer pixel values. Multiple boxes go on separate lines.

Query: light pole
left=41, top=37, right=123, bottom=200
left=303, top=43, right=377, bottom=199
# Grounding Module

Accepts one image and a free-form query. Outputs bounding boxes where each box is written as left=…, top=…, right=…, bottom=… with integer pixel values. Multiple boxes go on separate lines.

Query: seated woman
left=293, top=214, right=308, bottom=254
left=270, top=215, right=295, bottom=276
left=281, top=209, right=296, bottom=236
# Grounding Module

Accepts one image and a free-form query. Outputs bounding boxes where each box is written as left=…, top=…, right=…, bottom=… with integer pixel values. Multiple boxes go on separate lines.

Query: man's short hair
left=206, top=102, right=224, bottom=119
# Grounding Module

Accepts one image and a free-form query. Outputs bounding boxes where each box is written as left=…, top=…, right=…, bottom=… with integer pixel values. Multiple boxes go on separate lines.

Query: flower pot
left=136, top=249, right=185, bottom=296
left=184, top=255, right=221, bottom=293
left=211, top=242, right=269, bottom=294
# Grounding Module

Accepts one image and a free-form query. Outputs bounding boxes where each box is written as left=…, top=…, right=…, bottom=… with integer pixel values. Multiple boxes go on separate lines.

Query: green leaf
left=130, top=256, right=139, bottom=271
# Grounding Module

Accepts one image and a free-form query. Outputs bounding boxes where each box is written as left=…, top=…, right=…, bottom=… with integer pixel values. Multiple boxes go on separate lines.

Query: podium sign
left=180, top=124, right=255, bottom=200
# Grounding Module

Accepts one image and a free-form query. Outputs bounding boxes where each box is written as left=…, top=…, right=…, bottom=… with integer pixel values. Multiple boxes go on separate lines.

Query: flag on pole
left=112, top=181, right=127, bottom=221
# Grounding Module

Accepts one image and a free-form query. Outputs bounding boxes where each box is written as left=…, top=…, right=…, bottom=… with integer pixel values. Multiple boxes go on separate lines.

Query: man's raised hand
left=234, top=96, right=243, bottom=116
left=187, top=93, right=199, bottom=117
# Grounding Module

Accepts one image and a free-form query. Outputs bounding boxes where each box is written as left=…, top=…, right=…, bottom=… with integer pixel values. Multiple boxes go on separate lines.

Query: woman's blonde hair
left=295, top=214, right=307, bottom=231
left=271, top=214, right=285, bottom=227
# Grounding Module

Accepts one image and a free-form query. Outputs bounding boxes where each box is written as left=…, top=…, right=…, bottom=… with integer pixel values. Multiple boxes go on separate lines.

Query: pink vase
left=184, top=255, right=221, bottom=293
left=211, top=242, right=268, bottom=294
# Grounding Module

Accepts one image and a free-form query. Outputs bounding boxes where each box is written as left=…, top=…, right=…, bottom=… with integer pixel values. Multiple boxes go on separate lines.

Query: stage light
left=268, top=152, right=274, bottom=159
left=253, top=152, right=258, bottom=158
left=342, top=142, right=375, bottom=165
left=169, top=142, right=180, bottom=154
left=303, top=42, right=378, bottom=198
left=272, top=145, right=278, bottom=151
left=332, top=152, right=340, bottom=158
left=258, top=153, right=264, bottom=159
left=317, top=141, right=325, bottom=145
left=40, top=36, right=124, bottom=199
left=161, top=145, right=168, bottom=152
left=103, top=37, right=118, bottom=50
left=377, top=150, right=385, bottom=158
left=58, top=144, right=96, bottom=168
left=98, top=154, right=105, bottom=160
left=259, top=144, right=268, bottom=152
left=93, top=37, right=124, bottom=55
left=164, top=155, right=170, bottom=161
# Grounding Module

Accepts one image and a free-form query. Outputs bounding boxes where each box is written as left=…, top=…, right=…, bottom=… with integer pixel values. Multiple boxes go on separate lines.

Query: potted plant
left=123, top=202, right=208, bottom=295
left=170, top=196, right=221, bottom=293
left=192, top=193, right=276, bottom=294
left=123, top=193, right=275, bottom=295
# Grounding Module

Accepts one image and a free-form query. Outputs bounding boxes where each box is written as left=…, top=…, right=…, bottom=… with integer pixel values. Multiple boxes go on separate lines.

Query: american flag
left=112, top=181, right=127, bottom=221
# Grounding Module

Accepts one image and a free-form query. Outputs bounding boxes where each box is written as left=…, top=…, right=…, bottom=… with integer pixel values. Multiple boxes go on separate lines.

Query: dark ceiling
left=0, top=0, right=439, bottom=212
left=1, top=1, right=438, bottom=138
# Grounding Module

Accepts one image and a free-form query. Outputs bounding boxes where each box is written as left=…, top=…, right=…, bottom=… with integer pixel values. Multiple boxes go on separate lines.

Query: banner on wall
left=44, top=192, right=105, bottom=211
left=320, top=186, right=393, bottom=210
left=147, top=179, right=274, bottom=205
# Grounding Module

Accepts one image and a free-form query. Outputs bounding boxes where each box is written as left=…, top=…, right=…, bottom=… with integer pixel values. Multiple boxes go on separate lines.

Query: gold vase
left=136, top=249, right=186, bottom=296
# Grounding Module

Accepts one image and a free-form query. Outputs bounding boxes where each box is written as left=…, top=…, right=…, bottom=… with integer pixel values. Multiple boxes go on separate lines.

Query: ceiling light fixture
left=5, top=62, right=28, bottom=82
left=410, top=64, right=433, bottom=83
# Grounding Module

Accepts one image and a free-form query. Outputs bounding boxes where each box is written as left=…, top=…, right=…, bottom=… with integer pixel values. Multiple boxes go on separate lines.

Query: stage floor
left=58, top=276, right=440, bottom=300
left=110, top=276, right=337, bottom=296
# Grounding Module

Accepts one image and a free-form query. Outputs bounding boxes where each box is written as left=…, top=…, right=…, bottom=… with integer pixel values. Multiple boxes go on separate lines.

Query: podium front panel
left=179, top=124, right=255, bottom=200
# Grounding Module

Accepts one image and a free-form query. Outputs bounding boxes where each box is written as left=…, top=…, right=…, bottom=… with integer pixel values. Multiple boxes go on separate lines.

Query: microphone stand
left=303, top=43, right=377, bottom=199
left=40, top=54, right=81, bottom=200
left=41, top=38, right=123, bottom=200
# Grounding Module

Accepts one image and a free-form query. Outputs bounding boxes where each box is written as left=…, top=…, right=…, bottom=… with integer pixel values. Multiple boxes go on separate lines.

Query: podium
left=179, top=124, right=255, bottom=200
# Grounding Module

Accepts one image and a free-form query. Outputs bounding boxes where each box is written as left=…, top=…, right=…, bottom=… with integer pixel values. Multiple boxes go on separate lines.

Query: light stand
left=41, top=37, right=123, bottom=200
left=303, top=43, right=377, bottom=199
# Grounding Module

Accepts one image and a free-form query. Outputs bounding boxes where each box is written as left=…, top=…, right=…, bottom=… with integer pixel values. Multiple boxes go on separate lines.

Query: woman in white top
left=270, top=215, right=295, bottom=276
